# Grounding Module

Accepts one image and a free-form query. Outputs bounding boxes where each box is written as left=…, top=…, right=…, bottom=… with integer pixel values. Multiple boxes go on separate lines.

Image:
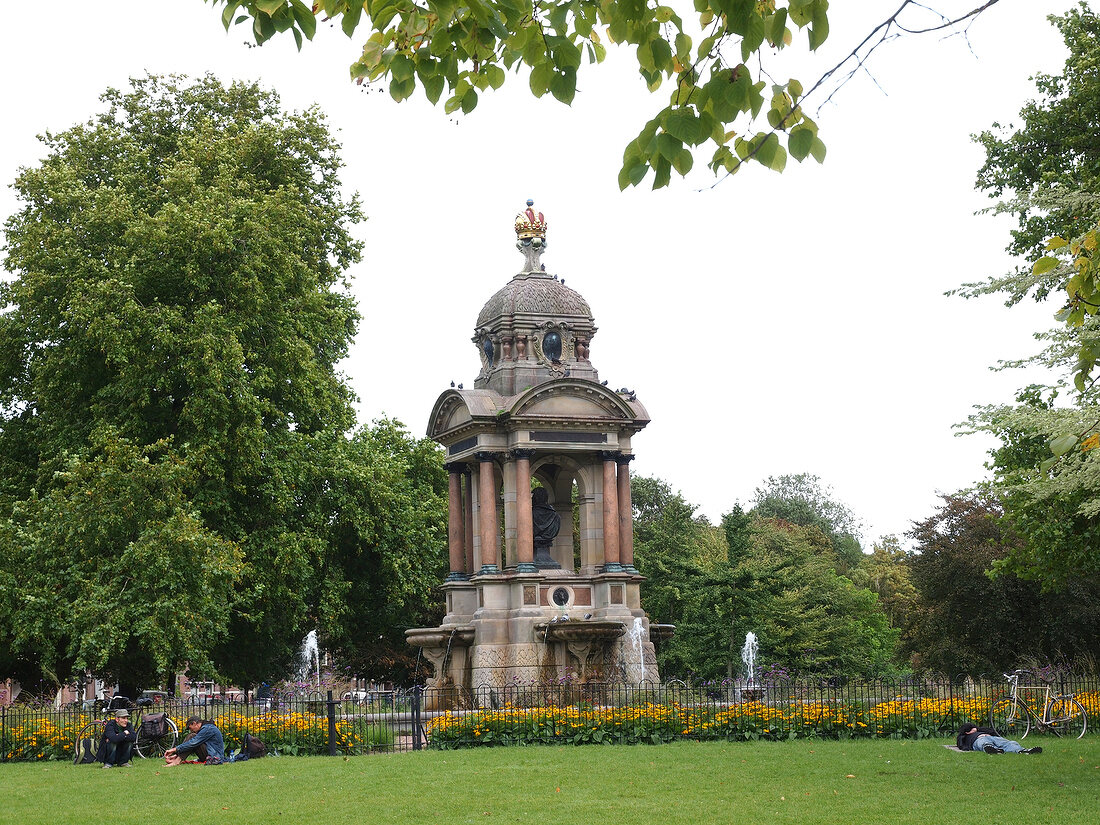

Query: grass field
left=3, top=737, right=1098, bottom=825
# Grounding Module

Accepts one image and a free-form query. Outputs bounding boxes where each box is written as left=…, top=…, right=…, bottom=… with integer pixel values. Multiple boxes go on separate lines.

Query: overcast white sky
left=0, top=2, right=1072, bottom=545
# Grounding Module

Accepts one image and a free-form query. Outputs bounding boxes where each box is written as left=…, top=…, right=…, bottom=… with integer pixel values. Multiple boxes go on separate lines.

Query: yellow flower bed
left=427, top=694, right=1005, bottom=748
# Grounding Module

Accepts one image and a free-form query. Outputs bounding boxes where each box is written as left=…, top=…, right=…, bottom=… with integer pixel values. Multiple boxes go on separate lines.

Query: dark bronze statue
left=532, top=487, right=561, bottom=569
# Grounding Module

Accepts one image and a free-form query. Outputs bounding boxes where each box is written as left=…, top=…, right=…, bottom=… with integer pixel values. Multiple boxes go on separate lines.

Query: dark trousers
left=101, top=739, right=134, bottom=765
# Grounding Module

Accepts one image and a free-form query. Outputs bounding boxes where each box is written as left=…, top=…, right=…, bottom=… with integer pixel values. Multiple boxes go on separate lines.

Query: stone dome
left=470, top=200, right=599, bottom=395
left=476, top=273, right=593, bottom=328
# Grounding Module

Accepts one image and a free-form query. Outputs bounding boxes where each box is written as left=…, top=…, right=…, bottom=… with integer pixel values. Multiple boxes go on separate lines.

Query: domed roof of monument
left=476, top=275, right=592, bottom=328
left=475, top=199, right=594, bottom=330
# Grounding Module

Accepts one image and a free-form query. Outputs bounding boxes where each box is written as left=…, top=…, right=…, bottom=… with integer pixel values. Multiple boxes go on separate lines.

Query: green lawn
left=3, top=737, right=1098, bottom=824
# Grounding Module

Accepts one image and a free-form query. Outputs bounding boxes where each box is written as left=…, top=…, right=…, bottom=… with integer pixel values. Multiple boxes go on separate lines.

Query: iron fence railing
left=3, top=676, right=1097, bottom=761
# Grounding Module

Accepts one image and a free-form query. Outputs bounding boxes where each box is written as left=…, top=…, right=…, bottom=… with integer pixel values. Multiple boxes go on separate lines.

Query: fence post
left=1, top=705, right=6, bottom=761
left=327, top=690, right=337, bottom=756
left=412, top=685, right=422, bottom=751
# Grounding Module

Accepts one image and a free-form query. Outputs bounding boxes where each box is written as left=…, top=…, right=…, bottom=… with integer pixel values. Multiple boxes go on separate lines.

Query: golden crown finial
left=515, top=198, right=547, bottom=240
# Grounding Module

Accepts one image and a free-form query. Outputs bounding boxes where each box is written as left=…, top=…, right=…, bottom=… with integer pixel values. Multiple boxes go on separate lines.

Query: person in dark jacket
left=957, top=723, right=1041, bottom=754
left=164, top=716, right=225, bottom=765
left=98, top=709, right=137, bottom=768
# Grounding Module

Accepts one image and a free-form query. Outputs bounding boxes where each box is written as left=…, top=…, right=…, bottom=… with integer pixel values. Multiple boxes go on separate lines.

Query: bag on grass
left=73, top=737, right=98, bottom=765
left=243, top=733, right=266, bottom=758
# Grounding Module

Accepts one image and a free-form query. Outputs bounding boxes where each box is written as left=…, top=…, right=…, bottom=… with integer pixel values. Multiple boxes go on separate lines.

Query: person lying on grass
left=956, top=723, right=1041, bottom=755
left=164, top=716, right=226, bottom=765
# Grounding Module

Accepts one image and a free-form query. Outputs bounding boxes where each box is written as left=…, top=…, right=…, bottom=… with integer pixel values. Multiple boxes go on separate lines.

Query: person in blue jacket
left=164, top=716, right=226, bottom=765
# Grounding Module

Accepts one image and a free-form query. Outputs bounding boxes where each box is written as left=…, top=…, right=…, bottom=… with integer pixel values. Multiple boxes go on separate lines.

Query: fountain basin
left=534, top=620, right=626, bottom=643
left=405, top=626, right=474, bottom=649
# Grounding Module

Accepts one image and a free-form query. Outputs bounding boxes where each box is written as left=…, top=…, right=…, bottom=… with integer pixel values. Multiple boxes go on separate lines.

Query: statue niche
left=532, top=487, right=562, bottom=570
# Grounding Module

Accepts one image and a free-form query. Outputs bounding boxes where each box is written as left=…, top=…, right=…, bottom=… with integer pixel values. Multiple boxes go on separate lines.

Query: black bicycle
left=74, top=696, right=179, bottom=759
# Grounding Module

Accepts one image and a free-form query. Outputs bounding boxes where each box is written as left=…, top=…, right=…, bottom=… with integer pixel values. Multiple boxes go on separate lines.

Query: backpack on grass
left=230, top=733, right=267, bottom=762
left=73, top=737, right=98, bottom=765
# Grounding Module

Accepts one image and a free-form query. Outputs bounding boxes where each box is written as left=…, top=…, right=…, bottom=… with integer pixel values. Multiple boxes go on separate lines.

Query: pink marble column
left=463, top=469, right=475, bottom=575
left=445, top=463, right=465, bottom=580
left=616, top=454, right=636, bottom=572
left=600, top=451, right=622, bottom=572
left=477, top=453, right=500, bottom=574
left=512, top=449, right=536, bottom=571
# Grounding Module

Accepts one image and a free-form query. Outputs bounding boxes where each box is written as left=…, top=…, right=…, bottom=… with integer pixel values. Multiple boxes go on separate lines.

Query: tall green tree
left=0, top=75, right=364, bottom=692
left=956, top=5, right=1100, bottom=585
left=315, top=419, right=449, bottom=683
left=728, top=516, right=896, bottom=677
left=968, top=2, right=1100, bottom=303
left=750, top=473, right=863, bottom=572
left=904, top=494, right=1100, bottom=676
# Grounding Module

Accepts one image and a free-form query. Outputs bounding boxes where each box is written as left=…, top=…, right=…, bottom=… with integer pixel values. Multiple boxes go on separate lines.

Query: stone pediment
left=427, top=388, right=504, bottom=439
left=509, top=380, right=649, bottom=426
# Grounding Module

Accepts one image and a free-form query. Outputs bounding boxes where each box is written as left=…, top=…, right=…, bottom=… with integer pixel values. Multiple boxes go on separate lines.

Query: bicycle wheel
left=73, top=721, right=105, bottom=764
left=990, top=698, right=1030, bottom=739
left=135, top=716, right=179, bottom=758
left=1046, top=696, right=1088, bottom=739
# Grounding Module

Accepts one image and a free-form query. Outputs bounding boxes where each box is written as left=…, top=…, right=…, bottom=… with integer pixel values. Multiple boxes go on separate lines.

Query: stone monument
left=406, top=201, right=672, bottom=702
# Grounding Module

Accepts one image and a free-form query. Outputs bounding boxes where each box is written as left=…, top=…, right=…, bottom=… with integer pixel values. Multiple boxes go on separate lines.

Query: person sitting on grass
left=98, top=709, right=137, bottom=768
left=164, top=716, right=225, bottom=766
left=956, top=723, right=1041, bottom=755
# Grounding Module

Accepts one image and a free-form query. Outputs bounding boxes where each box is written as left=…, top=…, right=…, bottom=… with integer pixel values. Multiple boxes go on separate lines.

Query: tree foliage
left=631, top=475, right=896, bottom=681
left=953, top=5, right=1100, bottom=586
left=969, top=3, right=1100, bottom=302
left=0, top=75, right=375, bottom=691
left=750, top=473, right=863, bottom=572
left=728, top=516, right=896, bottom=677
left=315, top=419, right=449, bottom=683
left=209, top=0, right=837, bottom=188
left=904, top=494, right=1100, bottom=676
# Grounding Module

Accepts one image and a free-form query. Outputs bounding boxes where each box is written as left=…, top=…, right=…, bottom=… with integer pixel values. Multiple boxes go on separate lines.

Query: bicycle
left=74, top=696, right=180, bottom=760
left=989, top=670, right=1088, bottom=740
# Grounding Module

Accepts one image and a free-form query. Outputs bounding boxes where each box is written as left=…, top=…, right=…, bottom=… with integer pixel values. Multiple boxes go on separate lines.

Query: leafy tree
left=964, top=382, right=1100, bottom=586
left=904, top=494, right=1100, bottom=676
left=631, top=475, right=711, bottom=629
left=0, top=75, right=364, bottom=691
left=729, top=516, right=896, bottom=677
left=315, top=419, right=449, bottom=683
left=853, top=535, right=918, bottom=643
left=631, top=476, right=896, bottom=680
left=750, top=473, right=863, bottom=572
left=968, top=3, right=1100, bottom=303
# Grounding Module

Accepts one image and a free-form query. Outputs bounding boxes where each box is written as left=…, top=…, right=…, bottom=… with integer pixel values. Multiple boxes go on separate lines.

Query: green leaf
left=665, top=108, right=701, bottom=144
left=290, top=0, right=316, bottom=39
left=652, top=156, right=672, bottom=189
left=549, top=68, right=577, bottom=104
left=809, top=2, right=830, bottom=50
left=221, top=1, right=243, bottom=30
left=255, top=0, right=286, bottom=15
left=1033, top=256, right=1060, bottom=275
left=529, top=61, right=553, bottom=97
left=789, top=127, right=814, bottom=161
left=1050, top=434, right=1079, bottom=457
left=809, top=136, right=826, bottom=163
left=1046, top=236, right=1069, bottom=251
left=484, top=65, right=506, bottom=90
left=423, top=74, right=445, bottom=104
left=460, top=87, right=479, bottom=114
left=656, top=133, right=682, bottom=161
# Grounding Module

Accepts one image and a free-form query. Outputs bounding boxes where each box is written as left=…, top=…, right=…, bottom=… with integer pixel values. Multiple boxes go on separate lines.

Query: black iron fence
left=3, top=676, right=1097, bottom=761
